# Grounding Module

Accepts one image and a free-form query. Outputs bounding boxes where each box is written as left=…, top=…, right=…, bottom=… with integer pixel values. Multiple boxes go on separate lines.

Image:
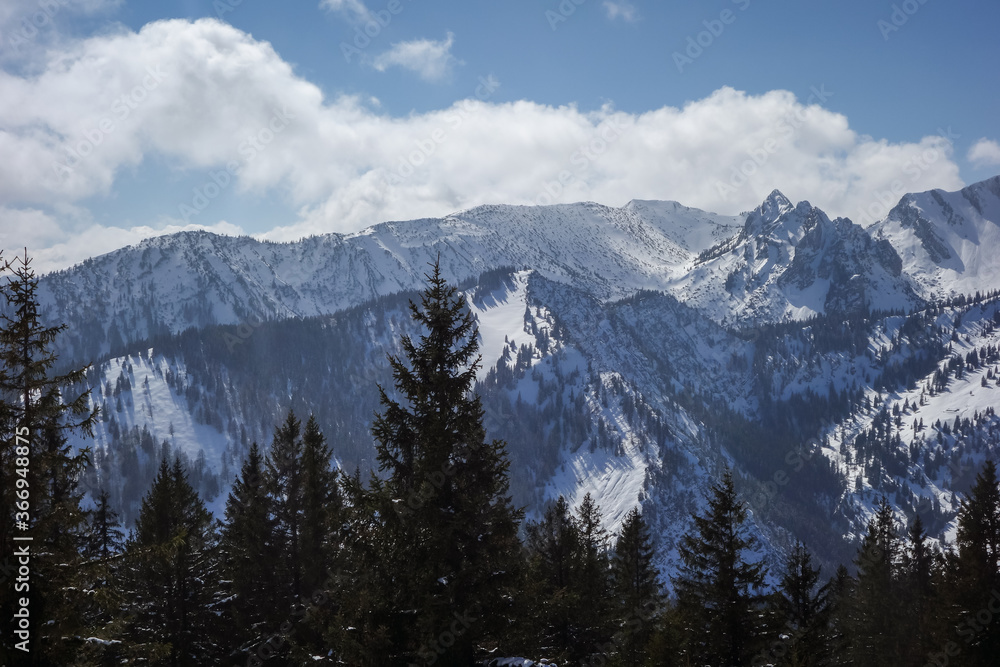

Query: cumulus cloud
left=0, top=18, right=968, bottom=271
left=968, top=138, right=1000, bottom=168
left=371, top=32, right=458, bottom=82
left=603, top=1, right=638, bottom=22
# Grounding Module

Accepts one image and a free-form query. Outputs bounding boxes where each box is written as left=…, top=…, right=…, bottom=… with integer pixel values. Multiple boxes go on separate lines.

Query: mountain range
left=37, top=174, right=1000, bottom=580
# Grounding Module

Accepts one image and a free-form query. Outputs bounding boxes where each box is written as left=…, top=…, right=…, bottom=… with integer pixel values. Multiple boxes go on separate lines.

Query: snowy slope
left=35, top=200, right=743, bottom=362
left=870, top=176, right=1000, bottom=299
left=671, top=191, right=920, bottom=325
left=40, top=175, right=1000, bottom=584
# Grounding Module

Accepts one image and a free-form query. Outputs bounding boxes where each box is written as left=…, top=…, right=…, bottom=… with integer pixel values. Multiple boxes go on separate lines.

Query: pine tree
left=0, top=250, right=98, bottom=663
left=85, top=488, right=125, bottom=560
left=847, top=496, right=903, bottom=666
left=76, top=487, right=128, bottom=666
left=899, top=515, right=944, bottom=665
left=218, top=442, right=280, bottom=658
left=300, top=414, right=341, bottom=593
left=524, top=495, right=581, bottom=660
left=120, top=458, right=219, bottom=665
left=672, top=469, right=768, bottom=666
left=572, top=493, right=613, bottom=662
left=769, top=542, right=830, bottom=666
left=359, top=258, right=524, bottom=665
left=825, top=564, right=854, bottom=663
left=609, top=506, right=663, bottom=667
left=282, top=416, right=344, bottom=663
left=265, top=410, right=305, bottom=609
left=951, top=460, right=1000, bottom=665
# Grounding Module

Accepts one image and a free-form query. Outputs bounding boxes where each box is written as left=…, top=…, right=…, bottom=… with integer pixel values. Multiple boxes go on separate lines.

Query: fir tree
left=0, top=250, right=98, bottom=663
left=847, top=496, right=903, bottom=666
left=572, top=493, right=613, bottom=662
left=769, top=542, right=830, bottom=667
left=899, top=515, right=943, bottom=665
left=951, top=460, right=1000, bottom=665
left=218, top=442, right=280, bottom=658
left=672, top=469, right=768, bottom=666
left=825, top=564, right=854, bottom=663
left=300, top=414, right=341, bottom=593
left=77, top=487, right=128, bottom=666
left=120, top=458, right=219, bottom=665
left=85, top=487, right=125, bottom=560
left=524, top=495, right=581, bottom=660
left=264, top=410, right=305, bottom=608
left=360, top=258, right=524, bottom=665
left=609, top=506, right=663, bottom=667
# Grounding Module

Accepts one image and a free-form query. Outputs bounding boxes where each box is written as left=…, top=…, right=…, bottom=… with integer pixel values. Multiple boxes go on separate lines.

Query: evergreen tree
left=825, top=564, right=854, bottom=664
left=77, top=488, right=128, bottom=666
left=218, top=442, right=280, bottom=659
left=85, top=488, right=125, bottom=560
left=609, top=506, right=663, bottom=667
left=264, top=410, right=305, bottom=608
left=847, top=496, right=903, bottom=666
left=283, top=416, right=343, bottom=663
left=573, top=493, right=613, bottom=662
left=358, top=258, right=524, bottom=665
left=898, top=515, right=943, bottom=666
left=0, top=250, right=98, bottom=664
left=769, top=542, right=830, bottom=667
left=120, top=458, right=219, bottom=665
left=672, top=469, right=768, bottom=666
left=300, top=414, right=341, bottom=593
left=524, top=495, right=581, bottom=660
left=327, top=469, right=401, bottom=666
left=951, top=460, right=1000, bottom=665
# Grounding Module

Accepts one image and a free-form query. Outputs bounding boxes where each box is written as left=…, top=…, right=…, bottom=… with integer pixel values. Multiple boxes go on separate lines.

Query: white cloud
left=0, top=0, right=121, bottom=55
left=603, top=1, right=638, bottom=22
left=371, top=32, right=458, bottom=82
left=0, top=19, right=968, bottom=270
left=318, top=0, right=374, bottom=24
left=0, top=205, right=245, bottom=274
left=968, top=138, right=1000, bottom=168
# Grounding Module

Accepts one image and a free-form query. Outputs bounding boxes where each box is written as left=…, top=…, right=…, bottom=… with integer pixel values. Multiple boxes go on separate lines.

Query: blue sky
left=1, top=0, right=998, bottom=271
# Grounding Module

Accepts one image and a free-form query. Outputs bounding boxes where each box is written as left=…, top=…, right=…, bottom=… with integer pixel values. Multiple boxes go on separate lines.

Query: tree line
left=3, top=252, right=1000, bottom=665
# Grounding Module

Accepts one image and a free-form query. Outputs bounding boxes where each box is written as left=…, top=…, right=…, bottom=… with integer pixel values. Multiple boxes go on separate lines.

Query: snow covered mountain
left=37, top=199, right=742, bottom=363
left=869, top=176, right=1000, bottom=300
left=675, top=191, right=920, bottom=325
left=39, top=176, right=1000, bottom=580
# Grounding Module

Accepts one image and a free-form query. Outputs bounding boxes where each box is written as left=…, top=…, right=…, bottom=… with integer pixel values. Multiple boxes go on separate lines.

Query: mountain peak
left=742, top=190, right=796, bottom=237
left=763, top=189, right=793, bottom=213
